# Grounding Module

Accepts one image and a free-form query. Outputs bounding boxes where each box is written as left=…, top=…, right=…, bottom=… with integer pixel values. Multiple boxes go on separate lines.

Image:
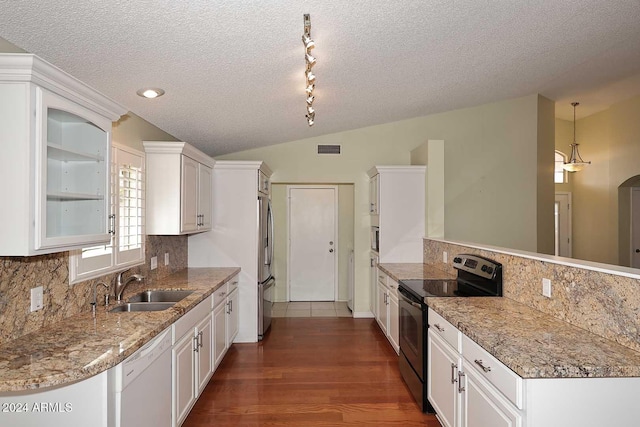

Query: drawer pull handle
left=433, top=324, right=445, bottom=332
left=474, top=359, right=491, bottom=373
left=451, top=363, right=458, bottom=384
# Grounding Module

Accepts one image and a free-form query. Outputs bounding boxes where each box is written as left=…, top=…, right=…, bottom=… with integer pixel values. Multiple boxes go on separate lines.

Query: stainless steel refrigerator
left=258, top=193, right=275, bottom=340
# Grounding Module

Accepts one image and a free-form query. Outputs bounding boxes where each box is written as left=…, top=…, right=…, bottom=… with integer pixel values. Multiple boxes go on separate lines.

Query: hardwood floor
left=183, top=317, right=440, bottom=426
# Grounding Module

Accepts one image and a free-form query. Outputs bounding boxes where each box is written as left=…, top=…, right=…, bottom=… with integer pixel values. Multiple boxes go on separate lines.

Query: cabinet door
left=376, top=282, right=388, bottom=336
left=462, top=363, right=522, bottom=427
left=227, top=288, right=239, bottom=345
left=370, top=254, right=378, bottom=316
left=196, top=315, right=213, bottom=395
left=388, top=291, right=400, bottom=354
left=172, top=333, right=196, bottom=427
left=213, top=302, right=227, bottom=370
left=369, top=174, right=379, bottom=214
left=428, top=330, right=461, bottom=427
left=37, top=88, right=112, bottom=250
left=180, top=155, right=199, bottom=233
left=198, top=164, right=212, bottom=230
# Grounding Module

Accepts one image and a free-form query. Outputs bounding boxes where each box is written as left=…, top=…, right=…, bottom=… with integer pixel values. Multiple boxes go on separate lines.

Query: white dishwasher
left=110, top=327, right=172, bottom=427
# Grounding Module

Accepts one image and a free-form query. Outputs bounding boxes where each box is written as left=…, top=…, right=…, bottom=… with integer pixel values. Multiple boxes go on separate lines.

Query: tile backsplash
left=424, top=239, right=640, bottom=353
left=0, top=235, right=187, bottom=345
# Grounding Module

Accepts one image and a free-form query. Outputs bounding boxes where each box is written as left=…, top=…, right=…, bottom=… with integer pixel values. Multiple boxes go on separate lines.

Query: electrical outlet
left=542, top=278, right=552, bottom=298
left=30, top=286, right=44, bottom=312
left=164, top=252, right=170, bottom=266
left=151, top=256, right=158, bottom=270
left=443, top=251, right=448, bottom=263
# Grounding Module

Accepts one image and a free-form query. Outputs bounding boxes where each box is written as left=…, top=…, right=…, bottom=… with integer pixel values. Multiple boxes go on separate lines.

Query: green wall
left=218, top=94, right=553, bottom=314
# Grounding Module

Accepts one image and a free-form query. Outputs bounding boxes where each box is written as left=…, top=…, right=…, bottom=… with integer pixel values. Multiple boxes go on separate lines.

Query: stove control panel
left=452, top=254, right=501, bottom=280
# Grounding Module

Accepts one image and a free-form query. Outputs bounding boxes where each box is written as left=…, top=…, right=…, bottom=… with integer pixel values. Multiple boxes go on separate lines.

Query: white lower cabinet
left=376, top=280, right=388, bottom=336
left=172, top=298, right=212, bottom=427
left=227, top=286, right=239, bottom=345
left=427, top=307, right=640, bottom=427
left=428, top=330, right=461, bottom=427
left=375, top=269, right=399, bottom=353
left=428, top=308, right=523, bottom=427
left=213, top=296, right=227, bottom=369
left=172, top=275, right=240, bottom=427
left=370, top=252, right=379, bottom=317
left=462, top=363, right=521, bottom=427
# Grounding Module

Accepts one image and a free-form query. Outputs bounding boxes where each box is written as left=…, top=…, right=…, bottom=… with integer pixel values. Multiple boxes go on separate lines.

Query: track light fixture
left=303, top=14, right=316, bottom=126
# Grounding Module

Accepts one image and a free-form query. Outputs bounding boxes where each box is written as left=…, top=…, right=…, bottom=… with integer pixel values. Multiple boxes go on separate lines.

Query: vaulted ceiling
left=2, top=1, right=640, bottom=156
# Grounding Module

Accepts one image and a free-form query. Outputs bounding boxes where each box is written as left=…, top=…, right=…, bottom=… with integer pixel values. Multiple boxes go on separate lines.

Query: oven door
left=398, top=287, right=425, bottom=380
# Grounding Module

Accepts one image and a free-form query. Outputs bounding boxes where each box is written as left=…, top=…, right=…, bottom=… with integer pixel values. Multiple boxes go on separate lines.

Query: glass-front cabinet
left=39, top=88, right=112, bottom=249
left=0, top=53, right=126, bottom=256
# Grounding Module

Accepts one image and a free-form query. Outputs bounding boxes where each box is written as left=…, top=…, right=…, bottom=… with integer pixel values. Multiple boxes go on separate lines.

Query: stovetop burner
left=399, top=279, right=461, bottom=298
left=399, top=254, right=503, bottom=302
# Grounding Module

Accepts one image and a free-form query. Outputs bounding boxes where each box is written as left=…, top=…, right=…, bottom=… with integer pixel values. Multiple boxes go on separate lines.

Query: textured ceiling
left=1, top=0, right=640, bottom=156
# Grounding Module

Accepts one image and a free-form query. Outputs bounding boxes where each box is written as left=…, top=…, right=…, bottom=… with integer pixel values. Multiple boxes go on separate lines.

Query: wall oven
left=398, top=254, right=503, bottom=412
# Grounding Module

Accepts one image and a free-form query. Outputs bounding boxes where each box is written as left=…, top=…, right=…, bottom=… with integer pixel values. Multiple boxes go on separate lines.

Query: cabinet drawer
left=227, top=276, right=239, bottom=294
left=377, top=270, right=388, bottom=287
left=173, top=298, right=210, bottom=343
left=462, top=334, right=523, bottom=409
left=387, top=278, right=398, bottom=297
left=428, top=308, right=460, bottom=352
left=211, top=283, right=228, bottom=309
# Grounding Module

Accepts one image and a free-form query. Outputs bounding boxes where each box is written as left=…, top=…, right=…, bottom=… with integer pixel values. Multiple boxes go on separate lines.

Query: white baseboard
left=353, top=311, right=375, bottom=318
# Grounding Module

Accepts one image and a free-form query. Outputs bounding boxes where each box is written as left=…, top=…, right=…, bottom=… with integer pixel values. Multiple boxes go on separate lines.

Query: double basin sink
left=109, top=290, right=194, bottom=313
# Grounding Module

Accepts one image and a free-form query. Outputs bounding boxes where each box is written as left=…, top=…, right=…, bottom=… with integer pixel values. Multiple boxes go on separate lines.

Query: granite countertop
left=377, top=262, right=455, bottom=282
left=0, top=267, right=239, bottom=393
left=427, top=297, right=640, bottom=379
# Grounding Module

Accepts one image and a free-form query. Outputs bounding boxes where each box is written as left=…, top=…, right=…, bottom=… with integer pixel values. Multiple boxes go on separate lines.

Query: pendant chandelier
left=562, top=102, right=591, bottom=172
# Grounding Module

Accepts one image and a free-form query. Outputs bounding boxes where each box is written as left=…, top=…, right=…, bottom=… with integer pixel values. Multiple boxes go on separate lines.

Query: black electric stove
left=397, top=254, right=502, bottom=413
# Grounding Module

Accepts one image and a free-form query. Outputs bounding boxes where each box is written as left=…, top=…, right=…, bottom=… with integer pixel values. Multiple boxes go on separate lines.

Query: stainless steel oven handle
left=398, top=292, right=421, bottom=309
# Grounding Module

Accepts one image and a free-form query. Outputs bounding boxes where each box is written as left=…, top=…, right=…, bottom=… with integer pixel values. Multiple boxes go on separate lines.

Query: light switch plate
left=151, top=256, right=158, bottom=270
left=164, top=252, right=170, bottom=266
left=542, top=278, right=552, bottom=298
left=30, top=286, right=44, bottom=312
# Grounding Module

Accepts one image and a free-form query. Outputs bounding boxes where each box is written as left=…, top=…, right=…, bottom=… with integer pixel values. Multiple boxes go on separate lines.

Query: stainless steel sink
left=127, top=290, right=194, bottom=303
left=109, top=302, right=176, bottom=313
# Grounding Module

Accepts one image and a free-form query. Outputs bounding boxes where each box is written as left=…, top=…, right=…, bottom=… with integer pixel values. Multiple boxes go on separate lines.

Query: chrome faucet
left=114, top=271, right=144, bottom=302
left=91, top=281, right=110, bottom=317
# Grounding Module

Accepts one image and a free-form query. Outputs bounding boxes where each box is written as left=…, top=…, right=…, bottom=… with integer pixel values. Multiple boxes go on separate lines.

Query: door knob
left=636, top=249, right=640, bottom=253
left=329, top=249, right=334, bottom=253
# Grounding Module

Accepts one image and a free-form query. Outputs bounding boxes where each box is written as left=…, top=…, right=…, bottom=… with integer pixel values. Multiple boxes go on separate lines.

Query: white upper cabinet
left=367, top=166, right=426, bottom=263
left=143, top=141, right=215, bottom=235
left=0, top=54, right=127, bottom=256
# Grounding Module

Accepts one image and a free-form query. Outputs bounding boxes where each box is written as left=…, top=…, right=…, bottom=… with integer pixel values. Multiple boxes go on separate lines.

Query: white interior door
left=632, top=188, right=640, bottom=268
left=554, top=192, right=572, bottom=258
left=288, top=186, right=337, bottom=301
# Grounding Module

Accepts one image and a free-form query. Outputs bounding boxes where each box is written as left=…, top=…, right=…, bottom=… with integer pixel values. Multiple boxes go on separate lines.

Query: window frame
left=554, top=150, right=568, bottom=184
left=69, top=143, right=145, bottom=284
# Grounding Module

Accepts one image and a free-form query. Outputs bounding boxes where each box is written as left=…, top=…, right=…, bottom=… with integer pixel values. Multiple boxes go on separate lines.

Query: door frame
left=631, top=188, right=640, bottom=268
left=554, top=191, right=572, bottom=258
left=286, top=185, right=339, bottom=302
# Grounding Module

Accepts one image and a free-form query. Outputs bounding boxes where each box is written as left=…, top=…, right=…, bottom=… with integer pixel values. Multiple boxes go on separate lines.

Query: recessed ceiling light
left=136, top=88, right=165, bottom=99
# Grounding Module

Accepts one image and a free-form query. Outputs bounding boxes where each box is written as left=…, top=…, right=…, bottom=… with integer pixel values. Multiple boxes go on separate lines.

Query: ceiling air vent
left=317, top=144, right=341, bottom=155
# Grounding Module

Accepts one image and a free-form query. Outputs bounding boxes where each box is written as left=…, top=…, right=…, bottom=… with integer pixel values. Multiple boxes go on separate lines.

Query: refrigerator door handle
left=266, top=199, right=274, bottom=266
